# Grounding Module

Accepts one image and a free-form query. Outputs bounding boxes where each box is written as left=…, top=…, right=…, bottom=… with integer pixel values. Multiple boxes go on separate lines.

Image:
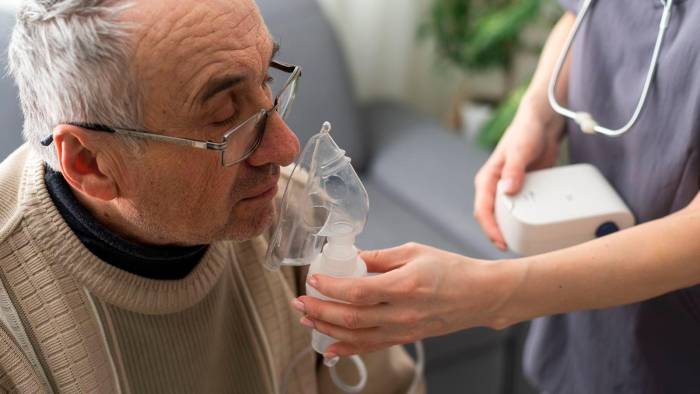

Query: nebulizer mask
left=266, top=122, right=424, bottom=394
left=266, top=121, right=368, bottom=275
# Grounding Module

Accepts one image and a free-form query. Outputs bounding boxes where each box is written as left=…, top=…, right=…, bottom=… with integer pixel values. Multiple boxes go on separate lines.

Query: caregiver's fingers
left=474, top=157, right=508, bottom=250
left=307, top=271, right=401, bottom=305
left=359, top=244, right=417, bottom=273
left=296, top=296, right=398, bottom=330
left=309, top=242, right=440, bottom=305
left=304, top=318, right=417, bottom=356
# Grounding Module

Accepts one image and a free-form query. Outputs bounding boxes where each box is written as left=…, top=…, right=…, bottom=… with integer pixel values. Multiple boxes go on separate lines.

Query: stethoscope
left=548, top=0, right=675, bottom=136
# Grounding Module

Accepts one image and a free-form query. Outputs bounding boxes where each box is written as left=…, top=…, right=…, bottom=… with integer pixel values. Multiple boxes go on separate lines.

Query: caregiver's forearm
left=490, top=204, right=700, bottom=328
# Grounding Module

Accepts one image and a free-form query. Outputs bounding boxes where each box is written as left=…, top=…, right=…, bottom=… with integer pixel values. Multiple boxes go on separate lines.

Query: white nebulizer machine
left=527, top=0, right=672, bottom=254
left=266, top=122, right=424, bottom=394
left=495, top=164, right=635, bottom=256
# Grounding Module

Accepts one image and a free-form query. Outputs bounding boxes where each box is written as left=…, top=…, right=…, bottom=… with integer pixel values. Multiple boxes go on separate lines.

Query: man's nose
left=246, top=112, right=300, bottom=167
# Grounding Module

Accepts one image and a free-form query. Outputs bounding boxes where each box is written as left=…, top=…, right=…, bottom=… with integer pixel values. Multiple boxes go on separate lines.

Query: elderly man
left=0, top=1, right=417, bottom=393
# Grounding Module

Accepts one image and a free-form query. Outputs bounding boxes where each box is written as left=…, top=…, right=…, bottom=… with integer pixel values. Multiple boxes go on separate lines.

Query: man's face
left=116, top=0, right=299, bottom=245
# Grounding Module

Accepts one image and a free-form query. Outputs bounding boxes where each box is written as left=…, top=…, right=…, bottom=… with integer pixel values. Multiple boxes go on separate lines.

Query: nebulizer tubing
left=328, top=354, right=368, bottom=394
left=324, top=340, right=425, bottom=394
left=548, top=0, right=673, bottom=136
left=279, top=341, right=425, bottom=394
left=270, top=121, right=425, bottom=393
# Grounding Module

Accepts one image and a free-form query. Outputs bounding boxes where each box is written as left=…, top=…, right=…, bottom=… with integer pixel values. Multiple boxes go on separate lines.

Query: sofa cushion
left=362, top=101, right=442, bottom=159
left=366, top=107, right=509, bottom=259
left=256, top=0, right=368, bottom=171
left=358, top=178, right=467, bottom=254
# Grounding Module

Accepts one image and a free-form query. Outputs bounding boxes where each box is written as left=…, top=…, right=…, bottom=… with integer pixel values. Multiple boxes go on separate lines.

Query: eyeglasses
left=41, top=60, right=302, bottom=167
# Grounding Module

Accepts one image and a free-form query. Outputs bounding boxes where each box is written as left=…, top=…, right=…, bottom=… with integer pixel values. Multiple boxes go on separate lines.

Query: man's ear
left=53, top=124, right=119, bottom=201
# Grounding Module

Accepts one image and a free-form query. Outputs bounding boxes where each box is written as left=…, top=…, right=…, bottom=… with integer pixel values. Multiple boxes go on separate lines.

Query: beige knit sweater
left=0, top=146, right=418, bottom=394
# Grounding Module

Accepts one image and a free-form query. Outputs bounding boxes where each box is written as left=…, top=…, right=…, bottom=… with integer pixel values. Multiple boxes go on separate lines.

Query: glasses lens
left=277, top=78, right=297, bottom=119
left=270, top=66, right=298, bottom=119
left=221, top=65, right=298, bottom=166
left=222, top=111, right=266, bottom=166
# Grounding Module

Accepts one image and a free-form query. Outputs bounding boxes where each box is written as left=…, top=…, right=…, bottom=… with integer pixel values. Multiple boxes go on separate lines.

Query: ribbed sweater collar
left=18, top=152, right=229, bottom=315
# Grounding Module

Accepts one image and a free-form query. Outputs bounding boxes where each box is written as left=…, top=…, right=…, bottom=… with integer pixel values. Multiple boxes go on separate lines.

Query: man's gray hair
left=9, top=0, right=142, bottom=170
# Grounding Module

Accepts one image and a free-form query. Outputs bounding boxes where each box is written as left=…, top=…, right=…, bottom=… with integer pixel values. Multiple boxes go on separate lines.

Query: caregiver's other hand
left=474, top=102, right=564, bottom=250
left=473, top=12, right=573, bottom=251
left=293, top=243, right=525, bottom=357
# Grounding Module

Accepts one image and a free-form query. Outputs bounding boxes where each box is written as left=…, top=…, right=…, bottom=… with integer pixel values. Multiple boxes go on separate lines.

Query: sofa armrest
left=0, top=11, right=24, bottom=161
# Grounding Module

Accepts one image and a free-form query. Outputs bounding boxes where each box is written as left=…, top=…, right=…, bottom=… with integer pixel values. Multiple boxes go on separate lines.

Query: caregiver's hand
left=474, top=12, right=573, bottom=251
left=474, top=103, right=564, bottom=250
left=291, top=243, right=525, bottom=358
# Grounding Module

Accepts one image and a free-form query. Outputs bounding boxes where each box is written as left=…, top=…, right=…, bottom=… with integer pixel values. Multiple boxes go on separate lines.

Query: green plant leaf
left=477, top=81, right=528, bottom=149
left=420, top=0, right=542, bottom=71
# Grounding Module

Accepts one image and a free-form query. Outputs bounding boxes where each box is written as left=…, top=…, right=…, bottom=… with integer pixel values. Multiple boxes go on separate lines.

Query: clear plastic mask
left=265, top=122, right=369, bottom=270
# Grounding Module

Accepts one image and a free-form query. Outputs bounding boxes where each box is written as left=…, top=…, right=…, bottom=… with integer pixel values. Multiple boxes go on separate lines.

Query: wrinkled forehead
left=125, top=0, right=273, bottom=115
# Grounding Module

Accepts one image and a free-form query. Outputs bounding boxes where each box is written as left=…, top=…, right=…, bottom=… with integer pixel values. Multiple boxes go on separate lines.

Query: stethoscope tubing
left=548, top=0, right=674, bottom=136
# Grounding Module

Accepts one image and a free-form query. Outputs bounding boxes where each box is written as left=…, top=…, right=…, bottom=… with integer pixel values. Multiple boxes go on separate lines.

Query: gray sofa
left=0, top=12, right=22, bottom=160
left=0, top=3, right=534, bottom=393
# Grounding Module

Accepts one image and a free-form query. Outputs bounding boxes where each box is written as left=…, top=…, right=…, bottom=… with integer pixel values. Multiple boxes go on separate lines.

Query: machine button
left=596, top=221, right=619, bottom=237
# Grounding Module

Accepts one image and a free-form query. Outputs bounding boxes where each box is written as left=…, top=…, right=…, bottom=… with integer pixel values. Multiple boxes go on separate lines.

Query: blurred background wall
left=0, top=1, right=19, bottom=13
left=316, top=0, right=471, bottom=120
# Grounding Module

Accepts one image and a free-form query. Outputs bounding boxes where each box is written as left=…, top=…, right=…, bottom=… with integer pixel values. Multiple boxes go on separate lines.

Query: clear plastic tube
left=407, top=341, right=426, bottom=394
left=280, top=347, right=314, bottom=394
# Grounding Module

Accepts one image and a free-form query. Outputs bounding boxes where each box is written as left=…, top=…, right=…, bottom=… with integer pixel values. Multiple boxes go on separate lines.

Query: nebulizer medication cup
left=308, top=231, right=368, bottom=355
left=266, top=122, right=424, bottom=394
